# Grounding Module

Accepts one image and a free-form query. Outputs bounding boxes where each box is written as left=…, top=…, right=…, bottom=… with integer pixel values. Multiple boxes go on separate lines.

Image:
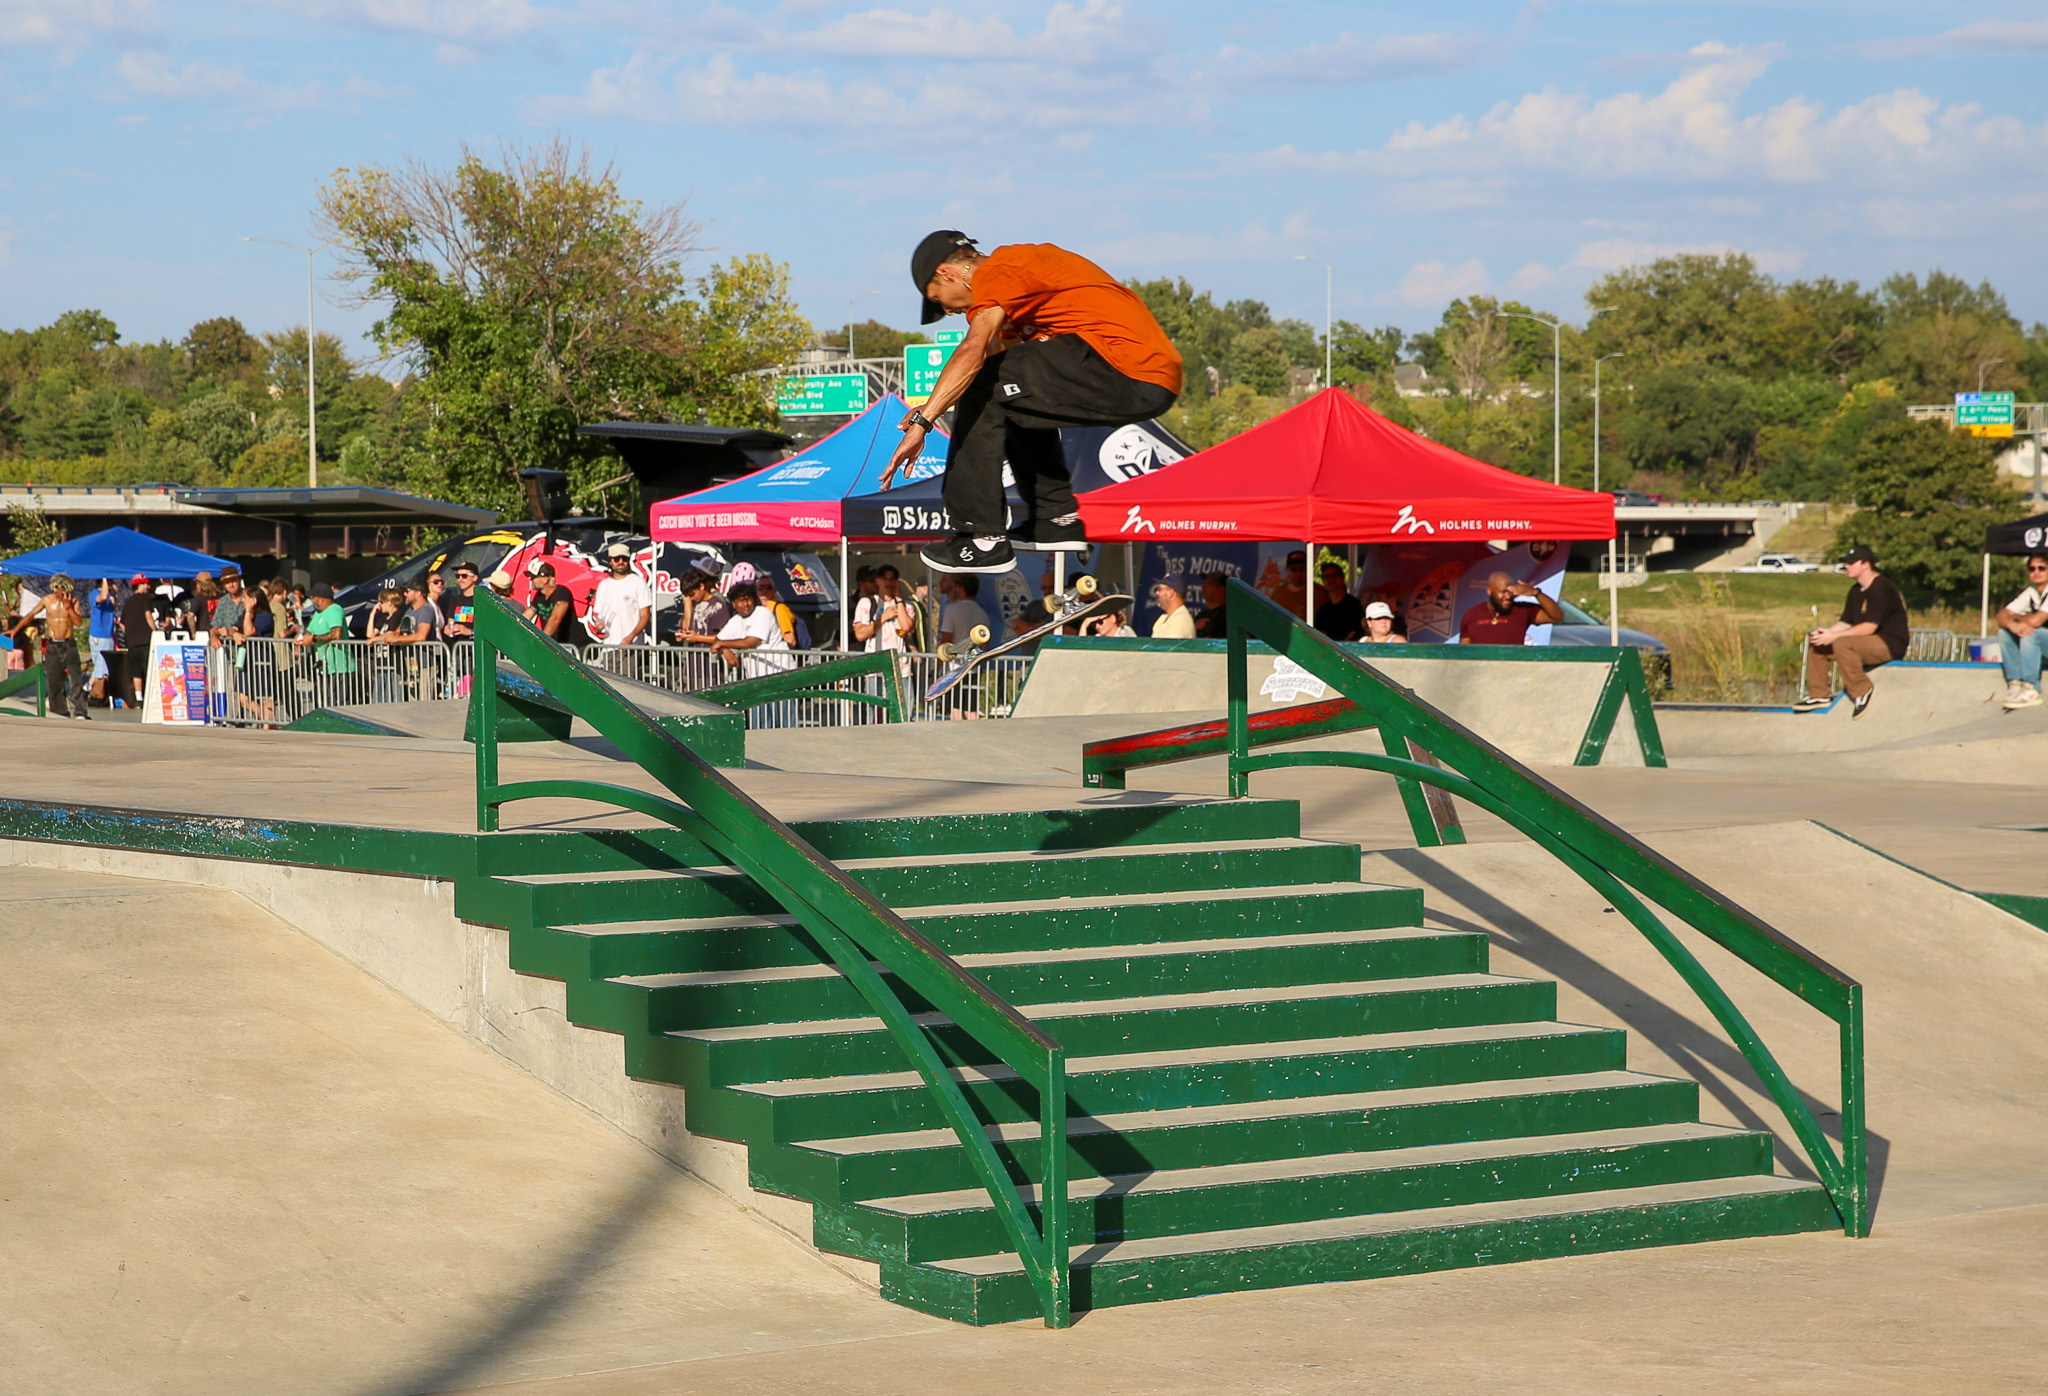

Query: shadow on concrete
left=1380, top=849, right=1891, bottom=1216
left=368, top=1161, right=680, bottom=1396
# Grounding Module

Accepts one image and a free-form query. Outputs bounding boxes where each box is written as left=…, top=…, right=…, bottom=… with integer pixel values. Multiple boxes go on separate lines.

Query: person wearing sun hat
left=1360, top=600, right=1404, bottom=644
left=883, top=230, right=1182, bottom=576
left=10, top=572, right=89, bottom=717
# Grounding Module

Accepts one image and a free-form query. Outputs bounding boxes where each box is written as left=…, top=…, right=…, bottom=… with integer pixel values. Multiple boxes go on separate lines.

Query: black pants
left=942, top=334, right=1177, bottom=535
left=42, top=638, right=84, bottom=717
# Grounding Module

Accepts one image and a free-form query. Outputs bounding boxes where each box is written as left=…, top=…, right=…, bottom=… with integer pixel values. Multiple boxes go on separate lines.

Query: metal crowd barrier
left=209, top=637, right=1033, bottom=727
left=208, top=638, right=474, bottom=727
left=1905, top=628, right=1963, bottom=663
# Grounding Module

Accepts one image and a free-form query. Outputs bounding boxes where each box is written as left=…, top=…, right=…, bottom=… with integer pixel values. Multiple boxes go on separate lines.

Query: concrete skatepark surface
left=6, top=642, right=2047, bottom=1392
left=4, top=830, right=2043, bottom=1393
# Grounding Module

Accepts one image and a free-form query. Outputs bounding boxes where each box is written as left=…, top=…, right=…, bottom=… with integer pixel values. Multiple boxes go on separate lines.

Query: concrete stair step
left=890, top=1175, right=1838, bottom=1324
left=756, top=1070, right=1699, bottom=1202
left=712, top=1021, right=1628, bottom=1142
left=600, top=927, right=1484, bottom=1029
left=642, top=972, right=1559, bottom=1086
left=827, top=1122, right=1776, bottom=1263
left=497, top=837, right=1364, bottom=925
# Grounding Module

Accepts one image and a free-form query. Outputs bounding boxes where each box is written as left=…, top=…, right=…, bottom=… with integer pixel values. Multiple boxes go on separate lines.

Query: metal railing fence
left=208, top=636, right=1032, bottom=726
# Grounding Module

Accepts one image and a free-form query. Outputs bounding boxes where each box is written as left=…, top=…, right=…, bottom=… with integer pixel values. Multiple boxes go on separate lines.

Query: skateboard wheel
left=1074, top=575, right=1097, bottom=598
left=969, top=624, right=991, bottom=645
left=936, top=643, right=956, bottom=663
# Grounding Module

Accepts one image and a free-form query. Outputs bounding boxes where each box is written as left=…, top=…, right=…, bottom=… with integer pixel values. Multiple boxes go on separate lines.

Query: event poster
left=142, top=634, right=209, bottom=724
left=1351, top=540, right=1569, bottom=643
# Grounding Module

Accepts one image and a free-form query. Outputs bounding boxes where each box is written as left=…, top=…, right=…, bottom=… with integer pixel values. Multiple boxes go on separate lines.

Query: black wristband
left=907, top=410, right=936, bottom=432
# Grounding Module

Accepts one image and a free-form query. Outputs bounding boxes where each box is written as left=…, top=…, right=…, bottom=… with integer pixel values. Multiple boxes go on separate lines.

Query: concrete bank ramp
left=1660, top=663, right=2030, bottom=758
left=1009, top=640, right=1651, bottom=767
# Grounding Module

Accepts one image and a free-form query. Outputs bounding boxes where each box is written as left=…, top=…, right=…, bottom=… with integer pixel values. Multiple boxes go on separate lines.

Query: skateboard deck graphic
left=925, top=576, right=1132, bottom=702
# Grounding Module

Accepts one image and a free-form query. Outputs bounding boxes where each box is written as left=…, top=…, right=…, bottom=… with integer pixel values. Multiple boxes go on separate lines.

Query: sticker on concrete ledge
left=1261, top=656, right=1328, bottom=703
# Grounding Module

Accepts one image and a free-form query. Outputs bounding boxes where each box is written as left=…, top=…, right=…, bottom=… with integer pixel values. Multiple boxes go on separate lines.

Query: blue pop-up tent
left=649, top=394, right=949, bottom=546
left=3, top=525, right=230, bottom=578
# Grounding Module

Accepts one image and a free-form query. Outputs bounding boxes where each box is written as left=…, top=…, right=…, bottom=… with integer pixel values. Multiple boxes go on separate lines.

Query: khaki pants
left=1806, top=633, right=1892, bottom=700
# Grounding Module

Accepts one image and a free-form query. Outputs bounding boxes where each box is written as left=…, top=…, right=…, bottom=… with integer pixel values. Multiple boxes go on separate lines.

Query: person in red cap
left=885, top=231, right=1182, bottom=574
left=119, top=573, right=167, bottom=708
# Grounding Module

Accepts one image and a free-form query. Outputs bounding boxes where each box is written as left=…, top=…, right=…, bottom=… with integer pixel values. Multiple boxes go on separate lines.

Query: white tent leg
left=838, top=537, right=850, bottom=651
left=1609, top=538, right=1620, bottom=647
left=1304, top=541, right=1314, bottom=624
left=1982, top=552, right=1992, bottom=639
left=1126, top=542, right=1136, bottom=598
left=1053, top=552, right=1066, bottom=594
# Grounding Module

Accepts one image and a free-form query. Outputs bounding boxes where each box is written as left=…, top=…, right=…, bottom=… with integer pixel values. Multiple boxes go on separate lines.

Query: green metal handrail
left=1220, top=579, right=1868, bottom=1236
left=696, top=649, right=907, bottom=723
left=0, top=662, right=47, bottom=718
left=469, top=590, right=1074, bottom=1325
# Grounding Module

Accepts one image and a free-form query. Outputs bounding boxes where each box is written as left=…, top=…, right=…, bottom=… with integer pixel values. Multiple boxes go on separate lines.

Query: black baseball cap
left=911, top=230, right=977, bottom=324
left=1839, top=544, right=1877, bottom=566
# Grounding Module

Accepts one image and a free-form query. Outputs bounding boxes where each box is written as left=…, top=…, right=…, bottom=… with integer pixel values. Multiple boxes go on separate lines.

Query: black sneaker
left=1008, top=515, right=1090, bottom=553
left=1791, top=695, right=1831, bottom=713
left=920, top=533, right=1017, bottom=575
left=1850, top=689, right=1873, bottom=720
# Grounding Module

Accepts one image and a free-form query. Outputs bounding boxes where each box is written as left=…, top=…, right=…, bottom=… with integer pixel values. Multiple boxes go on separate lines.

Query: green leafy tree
left=183, top=317, right=264, bottom=386
left=1585, top=253, right=1781, bottom=371
left=1619, top=366, right=1758, bottom=482
left=1163, top=384, right=1288, bottom=449
left=1227, top=328, right=1290, bottom=396
left=1326, top=321, right=1405, bottom=384
left=838, top=319, right=928, bottom=361
left=1866, top=271, right=2028, bottom=399
left=318, top=136, right=811, bottom=515
left=1834, top=419, right=2018, bottom=599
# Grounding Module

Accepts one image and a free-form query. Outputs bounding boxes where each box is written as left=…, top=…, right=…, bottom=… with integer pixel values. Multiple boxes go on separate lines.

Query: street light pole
left=241, top=236, right=322, bottom=488
left=1293, top=255, right=1332, bottom=389
left=1978, top=358, right=2007, bottom=393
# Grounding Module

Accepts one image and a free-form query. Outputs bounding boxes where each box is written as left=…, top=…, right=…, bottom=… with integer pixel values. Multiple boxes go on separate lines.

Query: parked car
left=1609, top=490, right=1656, bottom=507
left=1734, top=554, right=1820, bottom=574
left=1539, top=598, right=1670, bottom=687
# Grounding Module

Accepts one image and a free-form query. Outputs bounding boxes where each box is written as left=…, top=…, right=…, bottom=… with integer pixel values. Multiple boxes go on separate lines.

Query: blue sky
left=4, top=1, right=2045, bottom=361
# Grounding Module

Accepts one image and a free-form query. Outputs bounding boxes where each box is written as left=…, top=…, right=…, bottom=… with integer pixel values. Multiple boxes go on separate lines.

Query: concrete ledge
left=1012, top=639, right=1649, bottom=767
left=0, top=835, right=877, bottom=1294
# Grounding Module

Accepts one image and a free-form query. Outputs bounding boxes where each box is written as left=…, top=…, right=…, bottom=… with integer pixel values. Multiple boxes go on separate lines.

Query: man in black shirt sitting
left=1798, top=544, right=1908, bottom=718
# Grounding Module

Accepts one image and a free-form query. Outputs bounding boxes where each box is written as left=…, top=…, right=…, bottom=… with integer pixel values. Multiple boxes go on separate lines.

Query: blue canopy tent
left=3, top=525, right=230, bottom=579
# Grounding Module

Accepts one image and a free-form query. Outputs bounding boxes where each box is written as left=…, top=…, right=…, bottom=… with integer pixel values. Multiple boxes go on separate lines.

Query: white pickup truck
left=1733, top=553, right=1819, bottom=574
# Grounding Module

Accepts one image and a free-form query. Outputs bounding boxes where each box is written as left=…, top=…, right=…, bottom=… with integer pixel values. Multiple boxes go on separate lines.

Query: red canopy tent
left=1076, top=388, right=1615, bottom=544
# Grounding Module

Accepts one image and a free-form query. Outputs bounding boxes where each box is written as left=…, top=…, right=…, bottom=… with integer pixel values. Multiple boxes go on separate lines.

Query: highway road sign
left=778, top=374, right=868, bottom=416
left=1957, top=392, right=2016, bottom=438
left=904, top=342, right=958, bottom=404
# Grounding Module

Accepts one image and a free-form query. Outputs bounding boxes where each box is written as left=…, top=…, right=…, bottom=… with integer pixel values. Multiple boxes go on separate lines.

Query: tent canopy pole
left=839, top=537, right=851, bottom=651
left=1608, top=538, right=1620, bottom=646
left=1982, top=552, right=1992, bottom=640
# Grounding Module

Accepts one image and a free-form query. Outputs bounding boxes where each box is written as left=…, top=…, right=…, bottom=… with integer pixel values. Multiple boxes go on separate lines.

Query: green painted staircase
left=457, top=795, right=1835, bottom=1325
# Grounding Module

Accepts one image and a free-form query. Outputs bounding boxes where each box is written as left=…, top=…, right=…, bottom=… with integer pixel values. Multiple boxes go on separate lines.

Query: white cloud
left=116, top=50, right=254, bottom=100
left=112, top=49, right=404, bottom=110
left=529, top=0, right=1183, bottom=134
left=0, top=0, right=151, bottom=48
left=1212, top=30, right=1496, bottom=87
left=1858, top=20, right=2048, bottom=59
left=279, top=0, right=542, bottom=42
left=1262, top=43, right=2048, bottom=190
left=1389, top=258, right=1489, bottom=307
left=1567, top=238, right=1803, bottom=274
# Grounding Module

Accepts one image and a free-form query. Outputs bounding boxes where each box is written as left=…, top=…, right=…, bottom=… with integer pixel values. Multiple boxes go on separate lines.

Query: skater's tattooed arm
left=882, top=305, right=1006, bottom=485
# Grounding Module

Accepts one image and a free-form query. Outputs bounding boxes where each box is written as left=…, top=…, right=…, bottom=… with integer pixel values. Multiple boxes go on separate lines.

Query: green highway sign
left=1956, top=391, right=2016, bottom=438
left=934, top=328, right=965, bottom=346
left=904, top=342, right=958, bottom=405
left=778, top=373, right=868, bottom=416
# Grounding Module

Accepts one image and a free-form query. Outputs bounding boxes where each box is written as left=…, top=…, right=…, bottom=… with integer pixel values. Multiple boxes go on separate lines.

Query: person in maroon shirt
left=1458, top=571, right=1563, bottom=645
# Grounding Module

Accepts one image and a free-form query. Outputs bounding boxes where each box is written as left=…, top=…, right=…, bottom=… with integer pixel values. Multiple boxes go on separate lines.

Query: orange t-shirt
left=968, top=244, right=1183, bottom=395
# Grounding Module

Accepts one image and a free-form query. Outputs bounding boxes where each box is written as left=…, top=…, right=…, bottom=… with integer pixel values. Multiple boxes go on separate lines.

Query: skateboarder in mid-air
left=883, top=231, right=1183, bottom=575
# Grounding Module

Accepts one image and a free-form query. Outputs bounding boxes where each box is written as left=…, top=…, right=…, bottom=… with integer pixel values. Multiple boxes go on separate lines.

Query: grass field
left=1561, top=572, right=1982, bottom=703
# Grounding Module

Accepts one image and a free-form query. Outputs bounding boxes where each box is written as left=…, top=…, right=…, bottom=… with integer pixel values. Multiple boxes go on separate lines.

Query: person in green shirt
left=296, top=583, right=358, bottom=706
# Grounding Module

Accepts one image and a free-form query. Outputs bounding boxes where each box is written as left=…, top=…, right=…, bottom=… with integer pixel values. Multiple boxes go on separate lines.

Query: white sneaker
left=2004, top=684, right=2042, bottom=710
left=2006, top=680, right=2024, bottom=703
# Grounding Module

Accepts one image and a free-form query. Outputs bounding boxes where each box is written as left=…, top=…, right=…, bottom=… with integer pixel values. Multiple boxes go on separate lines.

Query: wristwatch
left=905, top=410, right=937, bottom=432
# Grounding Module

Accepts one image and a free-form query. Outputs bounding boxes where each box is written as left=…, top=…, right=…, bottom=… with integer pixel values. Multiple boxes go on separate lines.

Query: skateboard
left=925, top=575, right=1133, bottom=702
